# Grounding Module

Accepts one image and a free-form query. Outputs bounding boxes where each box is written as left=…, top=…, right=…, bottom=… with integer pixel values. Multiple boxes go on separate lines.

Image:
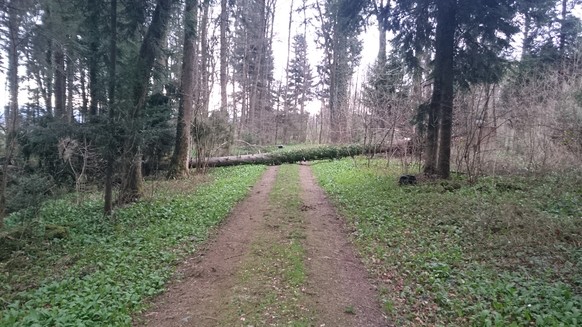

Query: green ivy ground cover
left=311, top=159, right=581, bottom=326
left=0, top=165, right=265, bottom=326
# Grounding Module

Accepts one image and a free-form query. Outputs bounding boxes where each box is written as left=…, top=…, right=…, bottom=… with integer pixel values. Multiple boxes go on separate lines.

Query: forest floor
left=135, top=164, right=388, bottom=327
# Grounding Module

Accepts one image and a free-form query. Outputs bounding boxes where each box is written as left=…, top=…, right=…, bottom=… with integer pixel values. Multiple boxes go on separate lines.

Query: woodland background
left=0, top=0, right=581, bottom=216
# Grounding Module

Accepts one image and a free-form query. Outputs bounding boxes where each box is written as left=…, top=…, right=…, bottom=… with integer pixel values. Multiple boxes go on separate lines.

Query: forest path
left=136, top=165, right=387, bottom=327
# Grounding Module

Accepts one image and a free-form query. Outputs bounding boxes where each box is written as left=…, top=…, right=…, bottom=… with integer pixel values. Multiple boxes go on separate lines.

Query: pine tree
left=285, top=34, right=313, bottom=142
left=315, top=0, right=366, bottom=143
left=393, top=0, right=518, bottom=178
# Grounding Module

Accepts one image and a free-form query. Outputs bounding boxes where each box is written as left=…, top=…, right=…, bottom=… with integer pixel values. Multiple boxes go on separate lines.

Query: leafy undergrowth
left=0, top=165, right=265, bottom=326
left=225, top=164, right=315, bottom=326
left=312, top=158, right=581, bottom=326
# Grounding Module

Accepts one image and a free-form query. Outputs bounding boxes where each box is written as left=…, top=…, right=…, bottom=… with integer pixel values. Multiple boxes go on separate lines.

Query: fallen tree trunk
left=191, top=142, right=412, bottom=168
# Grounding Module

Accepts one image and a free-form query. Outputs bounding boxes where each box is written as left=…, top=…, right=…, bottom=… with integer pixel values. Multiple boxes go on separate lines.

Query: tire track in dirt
left=299, top=164, right=389, bottom=327
left=135, top=166, right=278, bottom=327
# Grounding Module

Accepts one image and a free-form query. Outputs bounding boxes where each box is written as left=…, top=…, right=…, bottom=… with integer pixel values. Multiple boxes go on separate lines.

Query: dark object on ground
left=277, top=145, right=284, bottom=149
left=399, top=175, right=417, bottom=185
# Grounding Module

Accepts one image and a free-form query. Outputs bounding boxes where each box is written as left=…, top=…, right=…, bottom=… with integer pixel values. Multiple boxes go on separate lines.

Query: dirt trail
left=136, top=164, right=388, bottom=327
left=136, top=166, right=279, bottom=327
left=299, top=165, right=388, bottom=327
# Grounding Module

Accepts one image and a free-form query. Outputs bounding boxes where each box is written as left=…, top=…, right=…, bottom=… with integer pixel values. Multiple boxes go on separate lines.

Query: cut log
left=191, top=142, right=412, bottom=168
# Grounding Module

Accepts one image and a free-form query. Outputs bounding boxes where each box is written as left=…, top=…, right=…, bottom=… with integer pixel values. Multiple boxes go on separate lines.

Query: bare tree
left=231, top=0, right=277, bottom=144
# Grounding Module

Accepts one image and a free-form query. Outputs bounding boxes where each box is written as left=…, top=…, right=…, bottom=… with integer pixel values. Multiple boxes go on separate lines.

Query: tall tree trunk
left=522, top=12, right=531, bottom=59
left=329, top=36, right=339, bottom=143
left=299, top=1, right=309, bottom=142
left=1, top=4, right=21, bottom=225
left=199, top=0, right=210, bottom=117
left=232, top=75, right=239, bottom=138
left=283, top=0, right=294, bottom=144
left=6, top=5, right=19, bottom=142
left=54, top=49, right=66, bottom=121
left=375, top=0, right=388, bottom=64
left=168, top=0, right=198, bottom=179
left=559, top=0, right=568, bottom=59
left=220, top=0, right=228, bottom=116
left=435, top=0, right=456, bottom=179
left=88, top=0, right=100, bottom=117
left=104, top=0, right=117, bottom=215
left=44, top=7, right=54, bottom=117
left=80, top=68, right=88, bottom=122
left=265, top=0, right=276, bottom=144
left=118, top=0, right=176, bottom=203
left=66, top=56, right=75, bottom=123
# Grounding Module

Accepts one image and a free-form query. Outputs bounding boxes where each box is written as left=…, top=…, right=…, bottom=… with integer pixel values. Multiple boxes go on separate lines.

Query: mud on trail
left=136, top=165, right=388, bottom=327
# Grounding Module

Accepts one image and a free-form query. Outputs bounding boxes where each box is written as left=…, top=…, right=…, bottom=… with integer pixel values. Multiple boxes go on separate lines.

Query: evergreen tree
left=117, top=0, right=177, bottom=204
left=393, top=0, right=518, bottom=178
left=315, top=0, right=366, bottom=143
left=285, top=34, right=313, bottom=142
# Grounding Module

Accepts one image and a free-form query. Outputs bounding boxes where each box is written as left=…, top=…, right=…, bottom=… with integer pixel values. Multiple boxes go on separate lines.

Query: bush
left=6, top=173, right=56, bottom=215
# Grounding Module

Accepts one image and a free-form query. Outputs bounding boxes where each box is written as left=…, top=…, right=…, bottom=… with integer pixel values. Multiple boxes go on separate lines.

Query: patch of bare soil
left=299, top=164, right=390, bottom=327
left=135, top=166, right=279, bottom=327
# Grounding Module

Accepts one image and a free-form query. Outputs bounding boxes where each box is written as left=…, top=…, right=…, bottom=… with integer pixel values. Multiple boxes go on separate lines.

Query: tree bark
left=66, top=56, right=75, bottom=123
left=168, top=0, right=198, bottom=179
left=54, top=49, right=66, bottom=120
left=80, top=68, right=88, bottom=121
left=424, top=0, right=456, bottom=177
left=104, top=0, right=117, bottom=215
left=118, top=0, right=176, bottom=203
left=283, top=0, right=295, bottom=144
left=6, top=4, right=19, bottom=142
left=199, top=0, right=211, bottom=117
left=88, top=0, right=100, bottom=117
left=424, top=86, right=440, bottom=174
left=435, top=0, right=456, bottom=179
left=374, top=0, right=389, bottom=64
left=220, top=0, right=228, bottom=116
left=329, top=35, right=340, bottom=143
left=522, top=12, right=531, bottom=59
left=559, top=0, right=568, bottom=59
left=1, top=4, right=21, bottom=226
